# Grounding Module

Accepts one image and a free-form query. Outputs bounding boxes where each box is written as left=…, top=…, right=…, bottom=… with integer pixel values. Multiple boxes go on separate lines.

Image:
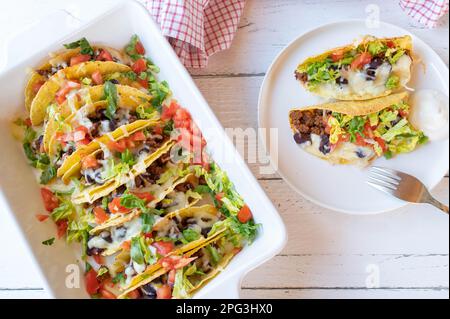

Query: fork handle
left=427, top=197, right=449, bottom=214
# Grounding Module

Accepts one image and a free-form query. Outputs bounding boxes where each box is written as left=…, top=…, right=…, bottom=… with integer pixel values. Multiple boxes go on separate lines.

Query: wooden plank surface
left=0, top=0, right=448, bottom=299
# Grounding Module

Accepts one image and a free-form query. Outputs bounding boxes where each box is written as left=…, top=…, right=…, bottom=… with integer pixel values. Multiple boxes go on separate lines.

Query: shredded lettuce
left=381, top=118, right=409, bottom=142
left=368, top=41, right=387, bottom=56
left=172, top=269, right=194, bottom=299
left=379, top=110, right=399, bottom=125
left=386, top=48, right=406, bottom=64
left=386, top=75, right=400, bottom=89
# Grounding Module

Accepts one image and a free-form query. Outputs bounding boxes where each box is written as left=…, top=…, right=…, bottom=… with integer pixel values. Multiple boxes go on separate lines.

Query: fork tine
left=371, top=167, right=402, bottom=181
left=366, top=181, right=396, bottom=195
left=369, top=171, right=400, bottom=185
left=367, top=175, right=398, bottom=190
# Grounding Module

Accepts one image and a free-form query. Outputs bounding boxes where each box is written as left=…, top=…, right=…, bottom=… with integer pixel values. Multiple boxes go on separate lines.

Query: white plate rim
left=257, top=19, right=449, bottom=215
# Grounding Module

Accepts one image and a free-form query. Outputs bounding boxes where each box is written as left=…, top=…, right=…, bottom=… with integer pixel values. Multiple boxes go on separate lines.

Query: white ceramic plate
left=258, top=20, right=449, bottom=215
left=0, top=0, right=286, bottom=298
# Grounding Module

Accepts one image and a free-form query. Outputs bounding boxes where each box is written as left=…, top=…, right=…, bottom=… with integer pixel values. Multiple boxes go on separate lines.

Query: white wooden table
left=0, top=0, right=448, bottom=299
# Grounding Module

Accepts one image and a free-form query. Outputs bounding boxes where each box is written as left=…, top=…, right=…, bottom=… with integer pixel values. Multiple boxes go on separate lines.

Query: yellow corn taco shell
left=30, top=61, right=132, bottom=126
left=153, top=205, right=221, bottom=235
left=117, top=228, right=228, bottom=298
left=296, top=36, right=413, bottom=101
left=96, top=199, right=205, bottom=257
left=58, top=119, right=159, bottom=182
left=25, top=45, right=132, bottom=112
left=45, top=84, right=153, bottom=155
left=71, top=140, right=176, bottom=204
left=288, top=92, right=409, bottom=166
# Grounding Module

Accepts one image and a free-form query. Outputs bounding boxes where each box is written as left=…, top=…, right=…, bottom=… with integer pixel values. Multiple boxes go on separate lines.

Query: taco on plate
left=288, top=92, right=428, bottom=166
left=295, top=35, right=413, bottom=100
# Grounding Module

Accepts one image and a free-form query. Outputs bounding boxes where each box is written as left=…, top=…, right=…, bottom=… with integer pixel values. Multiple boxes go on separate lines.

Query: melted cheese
left=391, top=54, right=412, bottom=86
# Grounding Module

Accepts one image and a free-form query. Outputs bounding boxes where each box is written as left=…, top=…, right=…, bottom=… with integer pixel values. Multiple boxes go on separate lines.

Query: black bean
left=94, top=171, right=105, bottom=185
left=336, top=77, right=349, bottom=85
left=294, top=133, right=311, bottom=144
left=369, top=58, right=383, bottom=69
left=87, top=247, right=105, bottom=256
left=115, top=227, right=127, bottom=239
left=356, top=150, right=366, bottom=158
left=201, top=227, right=212, bottom=237
left=108, top=120, right=117, bottom=131
left=110, top=79, right=120, bottom=85
left=319, top=135, right=331, bottom=155
left=140, top=284, right=157, bottom=299
left=100, top=231, right=112, bottom=243
left=84, top=173, right=95, bottom=185
left=138, top=145, right=151, bottom=156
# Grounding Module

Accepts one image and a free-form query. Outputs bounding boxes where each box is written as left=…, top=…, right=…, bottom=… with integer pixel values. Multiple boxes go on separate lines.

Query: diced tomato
left=168, top=269, right=176, bottom=286
left=153, top=125, right=163, bottom=135
left=121, top=240, right=131, bottom=250
left=32, top=81, right=45, bottom=94
left=135, top=41, right=146, bottom=55
left=72, top=126, right=89, bottom=142
left=108, top=197, right=131, bottom=214
left=363, top=123, right=375, bottom=139
left=55, top=92, right=67, bottom=105
left=93, top=254, right=104, bottom=265
left=81, top=155, right=99, bottom=170
left=137, top=78, right=149, bottom=89
left=160, top=256, right=197, bottom=271
left=93, top=206, right=109, bottom=224
left=237, top=205, right=253, bottom=223
left=127, top=289, right=141, bottom=299
left=85, top=269, right=100, bottom=295
left=386, top=40, right=395, bottom=48
left=92, top=70, right=103, bottom=85
left=76, top=138, right=91, bottom=147
left=35, top=214, right=49, bottom=222
left=152, top=241, right=174, bottom=256
left=131, top=192, right=155, bottom=203
left=56, top=220, right=68, bottom=239
left=96, top=49, right=113, bottom=62
left=375, top=137, right=388, bottom=153
left=101, top=277, right=115, bottom=288
left=173, top=108, right=192, bottom=129
left=156, top=285, right=172, bottom=299
left=24, top=118, right=32, bottom=127
left=355, top=133, right=369, bottom=147
left=70, top=54, right=91, bottom=66
left=131, top=131, right=146, bottom=141
left=55, top=81, right=81, bottom=105
left=107, top=139, right=127, bottom=153
left=132, top=58, right=147, bottom=74
left=125, top=139, right=136, bottom=149
left=351, top=52, right=372, bottom=70
left=399, top=109, right=409, bottom=118
left=144, top=232, right=153, bottom=239
left=40, top=188, right=59, bottom=212
left=330, top=49, right=346, bottom=62
left=215, top=193, right=225, bottom=202
left=100, top=288, right=116, bottom=299
left=161, top=102, right=180, bottom=121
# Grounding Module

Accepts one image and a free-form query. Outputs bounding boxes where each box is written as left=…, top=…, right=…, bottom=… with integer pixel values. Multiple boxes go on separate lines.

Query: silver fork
left=367, top=167, right=449, bottom=214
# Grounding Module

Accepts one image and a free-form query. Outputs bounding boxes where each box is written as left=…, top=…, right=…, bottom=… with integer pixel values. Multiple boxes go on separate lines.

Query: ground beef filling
left=290, top=109, right=332, bottom=155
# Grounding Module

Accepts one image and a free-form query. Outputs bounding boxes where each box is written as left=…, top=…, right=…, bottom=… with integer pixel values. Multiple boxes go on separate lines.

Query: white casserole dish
left=0, top=0, right=287, bottom=299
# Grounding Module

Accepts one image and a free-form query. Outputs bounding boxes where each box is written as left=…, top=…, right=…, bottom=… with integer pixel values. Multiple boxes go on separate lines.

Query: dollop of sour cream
left=409, top=89, right=449, bottom=141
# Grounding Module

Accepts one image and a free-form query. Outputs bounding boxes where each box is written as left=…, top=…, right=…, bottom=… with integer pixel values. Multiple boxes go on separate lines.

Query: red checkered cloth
left=142, top=0, right=245, bottom=68
left=400, top=0, right=449, bottom=28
